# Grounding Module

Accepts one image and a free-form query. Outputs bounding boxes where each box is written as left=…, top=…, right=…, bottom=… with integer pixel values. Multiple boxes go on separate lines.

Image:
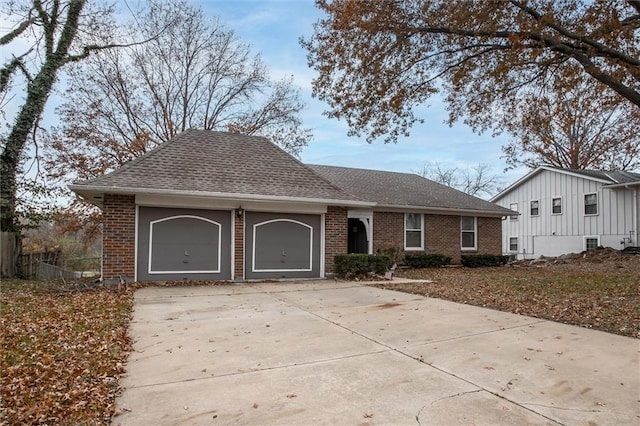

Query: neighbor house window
left=584, top=193, right=598, bottom=215
left=509, top=237, right=518, bottom=252
left=552, top=197, right=562, bottom=214
left=584, top=236, right=599, bottom=251
left=509, top=203, right=518, bottom=221
left=530, top=200, right=539, bottom=216
left=404, top=213, right=423, bottom=250
left=460, top=216, right=476, bottom=250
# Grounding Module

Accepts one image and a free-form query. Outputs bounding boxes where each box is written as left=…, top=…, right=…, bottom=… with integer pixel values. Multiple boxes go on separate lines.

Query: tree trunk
left=1, top=61, right=59, bottom=232
left=0, top=231, right=20, bottom=277
left=1, top=0, right=86, bottom=233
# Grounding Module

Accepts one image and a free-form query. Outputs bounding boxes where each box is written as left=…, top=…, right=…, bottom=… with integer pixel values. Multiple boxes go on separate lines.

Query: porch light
left=236, top=206, right=244, bottom=218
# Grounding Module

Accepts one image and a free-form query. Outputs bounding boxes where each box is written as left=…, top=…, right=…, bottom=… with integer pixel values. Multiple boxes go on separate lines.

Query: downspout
left=632, top=187, right=639, bottom=246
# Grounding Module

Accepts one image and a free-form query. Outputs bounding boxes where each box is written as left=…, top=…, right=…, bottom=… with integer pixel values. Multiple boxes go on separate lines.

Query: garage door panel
left=149, top=216, right=221, bottom=273
left=245, top=212, right=321, bottom=279
left=253, top=220, right=312, bottom=271
left=138, top=207, right=231, bottom=281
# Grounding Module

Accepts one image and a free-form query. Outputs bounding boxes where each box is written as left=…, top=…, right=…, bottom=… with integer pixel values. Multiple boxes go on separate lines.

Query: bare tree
left=45, top=0, right=311, bottom=184
left=0, top=0, right=150, bottom=233
left=418, top=162, right=502, bottom=198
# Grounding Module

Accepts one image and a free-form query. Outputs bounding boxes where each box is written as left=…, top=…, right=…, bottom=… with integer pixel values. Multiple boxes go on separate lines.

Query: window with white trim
left=584, top=236, right=600, bottom=251
left=404, top=213, right=423, bottom=250
left=509, top=203, right=518, bottom=220
left=509, top=237, right=518, bottom=252
left=584, top=193, right=598, bottom=215
left=460, top=216, right=476, bottom=250
left=530, top=200, right=539, bottom=216
left=552, top=197, right=562, bottom=215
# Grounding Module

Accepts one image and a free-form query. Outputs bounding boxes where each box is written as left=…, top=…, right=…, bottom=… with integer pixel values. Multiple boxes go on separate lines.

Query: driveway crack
left=416, top=390, right=484, bottom=426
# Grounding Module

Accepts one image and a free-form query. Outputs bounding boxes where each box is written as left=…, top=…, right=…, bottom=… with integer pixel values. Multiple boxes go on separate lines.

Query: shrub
left=334, top=254, right=390, bottom=278
left=461, top=254, right=509, bottom=268
left=404, top=253, right=451, bottom=268
left=377, top=247, right=404, bottom=267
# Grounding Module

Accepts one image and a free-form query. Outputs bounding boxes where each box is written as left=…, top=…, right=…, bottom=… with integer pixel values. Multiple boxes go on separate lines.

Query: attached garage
left=137, top=207, right=232, bottom=281
left=244, top=212, right=321, bottom=279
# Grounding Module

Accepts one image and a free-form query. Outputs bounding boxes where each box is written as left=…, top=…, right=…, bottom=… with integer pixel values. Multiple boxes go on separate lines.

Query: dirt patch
left=370, top=302, right=403, bottom=310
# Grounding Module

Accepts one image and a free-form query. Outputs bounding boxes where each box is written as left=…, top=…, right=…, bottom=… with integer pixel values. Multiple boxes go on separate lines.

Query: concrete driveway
left=113, top=281, right=639, bottom=425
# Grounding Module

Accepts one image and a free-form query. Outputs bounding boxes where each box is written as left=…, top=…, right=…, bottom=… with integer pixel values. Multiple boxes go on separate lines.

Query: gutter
left=68, top=184, right=375, bottom=208
left=632, top=186, right=639, bottom=246
left=373, top=203, right=511, bottom=217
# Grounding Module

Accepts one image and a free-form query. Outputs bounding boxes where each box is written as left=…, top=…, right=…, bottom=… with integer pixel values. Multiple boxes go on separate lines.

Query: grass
left=377, top=265, right=639, bottom=338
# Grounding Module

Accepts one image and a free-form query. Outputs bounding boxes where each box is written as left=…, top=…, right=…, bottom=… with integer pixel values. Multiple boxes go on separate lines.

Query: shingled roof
left=492, top=166, right=640, bottom=201
left=561, top=169, right=640, bottom=185
left=309, top=165, right=512, bottom=215
left=71, top=129, right=511, bottom=215
left=71, top=130, right=364, bottom=204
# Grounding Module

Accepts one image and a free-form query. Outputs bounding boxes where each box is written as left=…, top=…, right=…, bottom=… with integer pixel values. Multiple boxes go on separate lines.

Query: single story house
left=491, top=166, right=640, bottom=259
left=70, top=130, right=513, bottom=282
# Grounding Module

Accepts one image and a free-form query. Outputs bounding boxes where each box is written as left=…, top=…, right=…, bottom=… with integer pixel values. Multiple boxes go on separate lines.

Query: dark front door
left=348, top=218, right=368, bottom=254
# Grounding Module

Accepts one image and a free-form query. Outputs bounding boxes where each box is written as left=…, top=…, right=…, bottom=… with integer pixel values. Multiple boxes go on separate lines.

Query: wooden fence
left=18, top=250, right=62, bottom=280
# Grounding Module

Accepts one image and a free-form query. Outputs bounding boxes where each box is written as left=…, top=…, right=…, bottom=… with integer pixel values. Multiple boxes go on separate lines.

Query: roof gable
left=491, top=166, right=640, bottom=202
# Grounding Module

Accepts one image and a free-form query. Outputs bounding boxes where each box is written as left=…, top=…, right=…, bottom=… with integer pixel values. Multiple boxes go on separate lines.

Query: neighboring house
left=491, top=166, right=640, bottom=259
left=70, top=130, right=512, bottom=282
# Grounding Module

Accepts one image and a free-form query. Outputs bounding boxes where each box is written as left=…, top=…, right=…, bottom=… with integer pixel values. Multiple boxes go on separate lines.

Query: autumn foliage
left=304, top=0, right=640, bottom=146
left=1, top=283, right=133, bottom=424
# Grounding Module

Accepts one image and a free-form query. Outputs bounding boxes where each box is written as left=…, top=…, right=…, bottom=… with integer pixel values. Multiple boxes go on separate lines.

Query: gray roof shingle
left=309, top=165, right=512, bottom=214
left=72, top=130, right=511, bottom=214
left=559, top=168, right=640, bottom=185
left=73, top=130, right=359, bottom=202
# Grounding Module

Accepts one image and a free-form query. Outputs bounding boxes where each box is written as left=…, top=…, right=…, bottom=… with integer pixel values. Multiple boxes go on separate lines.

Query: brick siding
left=234, top=213, right=244, bottom=279
left=424, top=214, right=462, bottom=264
left=477, top=217, right=502, bottom=255
left=324, top=206, right=348, bottom=273
left=372, top=212, right=404, bottom=252
left=370, top=211, right=502, bottom=264
left=100, top=196, right=503, bottom=280
left=102, top=194, right=135, bottom=280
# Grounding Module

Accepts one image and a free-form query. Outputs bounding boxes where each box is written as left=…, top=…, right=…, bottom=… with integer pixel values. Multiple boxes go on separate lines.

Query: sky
left=1, top=0, right=527, bottom=196
left=193, top=0, right=525, bottom=190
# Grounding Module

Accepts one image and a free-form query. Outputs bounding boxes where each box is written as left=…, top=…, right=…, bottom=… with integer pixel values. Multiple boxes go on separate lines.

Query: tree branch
left=0, top=50, right=34, bottom=94
left=509, top=0, right=640, bottom=67
left=0, top=15, right=36, bottom=46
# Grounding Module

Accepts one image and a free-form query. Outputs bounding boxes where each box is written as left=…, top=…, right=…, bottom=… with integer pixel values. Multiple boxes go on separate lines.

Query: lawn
left=1, top=280, right=133, bottom=425
left=377, top=258, right=639, bottom=338
left=1, top=255, right=637, bottom=424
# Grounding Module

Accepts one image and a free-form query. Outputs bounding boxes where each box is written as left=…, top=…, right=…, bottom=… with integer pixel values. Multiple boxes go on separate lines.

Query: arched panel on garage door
left=245, top=212, right=321, bottom=279
left=137, top=207, right=231, bottom=281
left=149, top=215, right=221, bottom=273
left=253, top=219, right=312, bottom=272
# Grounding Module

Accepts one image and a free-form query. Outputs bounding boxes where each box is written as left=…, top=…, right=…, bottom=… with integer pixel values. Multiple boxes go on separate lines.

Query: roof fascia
left=490, top=166, right=614, bottom=202
left=603, top=181, right=640, bottom=189
left=68, top=185, right=374, bottom=208
left=373, top=204, right=510, bottom=217
left=490, top=167, right=546, bottom=202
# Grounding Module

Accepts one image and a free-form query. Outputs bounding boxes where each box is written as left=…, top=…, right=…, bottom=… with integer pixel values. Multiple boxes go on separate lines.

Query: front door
left=348, top=218, right=368, bottom=254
